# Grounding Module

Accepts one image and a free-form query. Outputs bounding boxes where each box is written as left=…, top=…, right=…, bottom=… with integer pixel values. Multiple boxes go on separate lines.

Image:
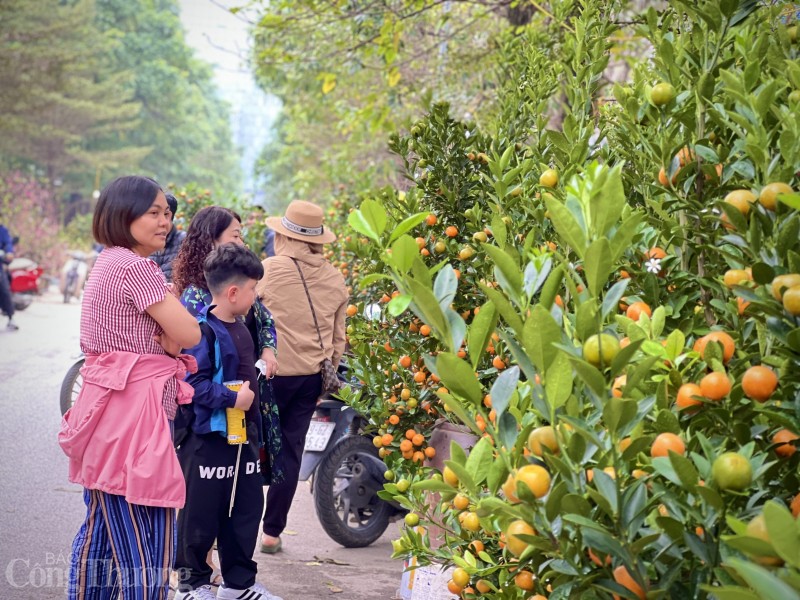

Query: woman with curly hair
left=171, top=206, right=283, bottom=589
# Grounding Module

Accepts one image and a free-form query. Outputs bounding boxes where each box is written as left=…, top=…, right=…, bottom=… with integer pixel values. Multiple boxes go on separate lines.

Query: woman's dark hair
left=172, top=205, right=242, bottom=294
left=92, top=176, right=163, bottom=248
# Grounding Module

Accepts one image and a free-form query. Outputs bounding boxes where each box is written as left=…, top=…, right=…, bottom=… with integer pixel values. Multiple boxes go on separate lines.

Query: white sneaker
left=174, top=584, right=217, bottom=600
left=216, top=581, right=283, bottom=600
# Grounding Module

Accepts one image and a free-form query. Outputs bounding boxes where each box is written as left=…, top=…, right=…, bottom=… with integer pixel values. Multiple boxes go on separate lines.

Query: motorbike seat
left=317, top=398, right=345, bottom=410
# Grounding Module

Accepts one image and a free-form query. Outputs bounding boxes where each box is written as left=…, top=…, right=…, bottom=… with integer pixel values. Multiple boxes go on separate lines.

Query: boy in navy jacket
left=174, top=244, right=281, bottom=600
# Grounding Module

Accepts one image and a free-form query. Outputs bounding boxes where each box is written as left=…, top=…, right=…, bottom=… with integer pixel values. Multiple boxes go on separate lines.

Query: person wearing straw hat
left=256, top=200, right=348, bottom=554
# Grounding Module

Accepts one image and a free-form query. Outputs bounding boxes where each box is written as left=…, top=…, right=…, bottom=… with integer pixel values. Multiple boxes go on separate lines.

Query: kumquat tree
left=276, top=0, right=800, bottom=598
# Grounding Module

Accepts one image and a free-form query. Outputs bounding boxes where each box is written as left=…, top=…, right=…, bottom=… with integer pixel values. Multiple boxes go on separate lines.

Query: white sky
left=177, top=0, right=280, bottom=196
left=178, top=0, right=255, bottom=90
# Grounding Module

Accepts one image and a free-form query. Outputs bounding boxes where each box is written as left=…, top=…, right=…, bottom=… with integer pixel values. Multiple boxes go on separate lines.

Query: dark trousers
left=0, top=267, right=13, bottom=318
left=175, top=431, right=263, bottom=591
left=262, top=373, right=321, bottom=537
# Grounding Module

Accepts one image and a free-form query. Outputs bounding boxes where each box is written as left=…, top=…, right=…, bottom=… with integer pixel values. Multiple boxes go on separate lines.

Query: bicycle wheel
left=59, top=359, right=84, bottom=415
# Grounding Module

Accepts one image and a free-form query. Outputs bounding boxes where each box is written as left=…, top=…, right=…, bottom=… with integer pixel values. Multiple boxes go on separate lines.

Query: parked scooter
left=0, top=249, right=44, bottom=312
left=300, top=374, right=405, bottom=547
left=60, top=251, right=89, bottom=304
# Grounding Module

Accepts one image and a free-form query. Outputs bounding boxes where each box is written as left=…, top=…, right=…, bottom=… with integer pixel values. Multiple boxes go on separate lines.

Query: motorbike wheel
left=313, top=435, right=392, bottom=548
left=59, top=358, right=85, bottom=415
left=63, top=273, right=77, bottom=304
left=13, top=296, right=31, bottom=311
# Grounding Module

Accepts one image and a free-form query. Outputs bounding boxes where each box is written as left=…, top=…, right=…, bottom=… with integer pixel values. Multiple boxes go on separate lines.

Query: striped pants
left=68, top=489, right=176, bottom=600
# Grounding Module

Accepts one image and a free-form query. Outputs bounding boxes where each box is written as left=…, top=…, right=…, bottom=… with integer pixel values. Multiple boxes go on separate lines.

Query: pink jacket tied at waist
left=58, top=351, right=197, bottom=508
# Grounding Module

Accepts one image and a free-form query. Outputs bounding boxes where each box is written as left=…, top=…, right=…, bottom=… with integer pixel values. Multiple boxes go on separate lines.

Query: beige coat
left=257, top=235, right=348, bottom=376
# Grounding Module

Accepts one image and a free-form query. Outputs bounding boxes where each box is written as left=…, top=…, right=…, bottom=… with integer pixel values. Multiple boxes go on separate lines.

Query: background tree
left=249, top=0, right=516, bottom=205
left=92, top=0, right=242, bottom=193
left=0, top=0, right=144, bottom=184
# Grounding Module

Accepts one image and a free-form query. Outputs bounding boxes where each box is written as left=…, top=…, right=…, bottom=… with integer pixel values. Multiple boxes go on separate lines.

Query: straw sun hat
left=265, top=200, right=336, bottom=244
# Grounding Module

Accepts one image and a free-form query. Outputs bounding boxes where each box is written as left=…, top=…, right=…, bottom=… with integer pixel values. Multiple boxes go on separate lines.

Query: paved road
left=0, top=290, right=403, bottom=599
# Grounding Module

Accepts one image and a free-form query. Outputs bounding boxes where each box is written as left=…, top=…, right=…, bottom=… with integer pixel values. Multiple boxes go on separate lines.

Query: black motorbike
left=300, top=392, right=404, bottom=548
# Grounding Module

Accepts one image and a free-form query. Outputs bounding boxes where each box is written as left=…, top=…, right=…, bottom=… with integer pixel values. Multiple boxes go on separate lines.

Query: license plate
left=304, top=421, right=336, bottom=452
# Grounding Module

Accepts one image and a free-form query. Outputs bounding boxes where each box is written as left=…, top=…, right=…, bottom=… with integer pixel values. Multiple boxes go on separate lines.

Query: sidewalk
left=176, top=483, right=404, bottom=599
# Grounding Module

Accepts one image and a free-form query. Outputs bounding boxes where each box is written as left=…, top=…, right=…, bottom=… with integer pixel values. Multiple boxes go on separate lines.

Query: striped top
left=80, top=246, right=178, bottom=418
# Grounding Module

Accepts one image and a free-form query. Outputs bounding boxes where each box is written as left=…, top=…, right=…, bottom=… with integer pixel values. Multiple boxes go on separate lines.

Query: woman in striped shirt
left=61, top=175, right=201, bottom=600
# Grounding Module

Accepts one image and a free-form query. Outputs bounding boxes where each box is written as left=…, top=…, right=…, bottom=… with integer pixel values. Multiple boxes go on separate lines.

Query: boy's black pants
left=175, top=430, right=264, bottom=591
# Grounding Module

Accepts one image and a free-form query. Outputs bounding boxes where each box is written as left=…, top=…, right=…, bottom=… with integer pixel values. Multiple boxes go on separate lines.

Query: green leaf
left=698, top=587, right=759, bottom=600
left=724, top=558, right=800, bottom=600
left=481, top=285, right=524, bottom=335
left=539, top=264, right=565, bottom=309
left=545, top=195, right=587, bottom=258
left=360, top=198, right=387, bottom=238
left=560, top=494, right=592, bottom=517
left=545, top=352, right=573, bottom=411
left=778, top=192, right=800, bottom=210
left=503, top=333, right=540, bottom=385
left=389, top=234, right=420, bottom=272
left=651, top=306, right=666, bottom=338
left=489, top=366, right=519, bottom=419
left=357, top=273, right=392, bottom=288
left=668, top=451, right=699, bottom=489
left=655, top=409, right=681, bottom=434
left=433, top=264, right=458, bottom=310
left=411, top=479, right=459, bottom=493
left=407, top=279, right=449, bottom=338
left=465, top=437, right=494, bottom=487
left=753, top=262, right=776, bottom=285
left=444, top=307, right=467, bottom=352
left=491, top=214, right=508, bottom=249
left=609, top=338, right=644, bottom=377
left=476, top=496, right=515, bottom=519
left=436, top=352, right=483, bottom=405
left=664, top=329, right=686, bottom=362
left=777, top=215, right=800, bottom=258
left=719, top=201, right=748, bottom=231
left=444, top=459, right=476, bottom=494
left=498, top=411, right=518, bottom=450
left=609, top=213, right=644, bottom=263
left=575, top=299, right=599, bottom=342
left=483, top=245, right=522, bottom=300
left=592, top=164, right=626, bottom=236
left=694, top=144, right=719, bottom=163
left=603, top=397, right=637, bottom=436
left=348, top=209, right=379, bottom=242
left=623, top=354, right=659, bottom=391
left=487, top=459, right=508, bottom=494
left=524, top=304, right=563, bottom=373
left=568, top=356, right=606, bottom=397
left=763, top=501, right=800, bottom=567
left=437, top=392, right=478, bottom=433
left=468, top=301, right=498, bottom=370
left=591, top=469, right=618, bottom=515
left=584, top=238, right=613, bottom=297
left=651, top=457, right=683, bottom=487
left=602, top=279, right=630, bottom=318
left=696, top=485, right=725, bottom=512
left=387, top=294, right=412, bottom=316
left=545, top=481, right=568, bottom=522
left=388, top=212, right=429, bottom=243
left=621, top=482, right=647, bottom=529
left=449, top=439, right=468, bottom=466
